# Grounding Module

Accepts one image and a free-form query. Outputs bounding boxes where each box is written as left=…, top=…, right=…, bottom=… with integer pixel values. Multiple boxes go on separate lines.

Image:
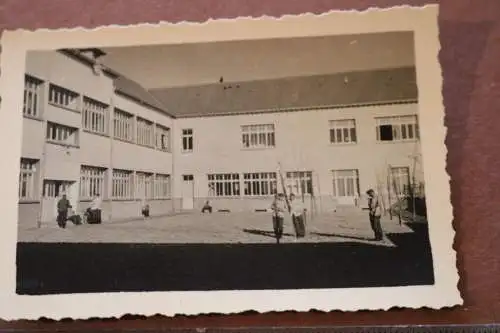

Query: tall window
left=208, top=173, right=240, bottom=197
left=80, top=166, right=106, bottom=200
left=113, top=108, right=134, bottom=142
left=156, top=124, right=170, bottom=152
left=137, top=117, right=154, bottom=147
left=243, top=172, right=277, bottom=196
left=48, top=84, right=79, bottom=110
left=112, top=169, right=133, bottom=199
left=182, top=129, right=193, bottom=152
left=155, top=174, right=171, bottom=199
left=332, top=169, right=359, bottom=197
left=286, top=171, right=313, bottom=196
left=329, top=119, right=357, bottom=144
left=241, top=124, right=275, bottom=149
left=82, top=97, right=108, bottom=135
left=135, top=172, right=154, bottom=199
left=376, top=115, right=419, bottom=142
left=23, top=75, right=43, bottom=118
left=390, top=166, right=410, bottom=197
left=43, top=180, right=72, bottom=198
left=46, top=122, right=79, bottom=146
left=19, top=158, right=37, bottom=200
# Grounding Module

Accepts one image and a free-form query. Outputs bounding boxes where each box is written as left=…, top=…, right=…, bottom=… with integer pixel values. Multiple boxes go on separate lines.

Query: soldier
left=56, top=194, right=72, bottom=229
left=290, top=193, right=306, bottom=240
left=366, top=189, right=383, bottom=240
left=271, top=193, right=287, bottom=243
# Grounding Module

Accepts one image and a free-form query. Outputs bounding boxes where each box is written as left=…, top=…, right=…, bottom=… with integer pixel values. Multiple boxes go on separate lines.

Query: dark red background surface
left=1, top=0, right=500, bottom=328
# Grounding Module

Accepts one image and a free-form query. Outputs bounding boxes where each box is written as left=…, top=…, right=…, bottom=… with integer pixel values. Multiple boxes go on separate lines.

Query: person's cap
left=366, top=189, right=374, bottom=195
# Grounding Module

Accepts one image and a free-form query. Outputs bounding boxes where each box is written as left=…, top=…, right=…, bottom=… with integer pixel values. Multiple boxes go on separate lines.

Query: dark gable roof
left=113, top=75, right=173, bottom=116
left=149, top=66, right=418, bottom=118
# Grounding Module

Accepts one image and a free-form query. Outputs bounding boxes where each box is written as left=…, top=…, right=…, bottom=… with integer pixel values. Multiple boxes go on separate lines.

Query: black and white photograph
left=0, top=5, right=460, bottom=319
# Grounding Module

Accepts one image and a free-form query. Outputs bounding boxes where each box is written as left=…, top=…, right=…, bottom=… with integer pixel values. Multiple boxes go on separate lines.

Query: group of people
left=56, top=194, right=103, bottom=229
left=270, top=188, right=384, bottom=243
left=271, top=192, right=307, bottom=243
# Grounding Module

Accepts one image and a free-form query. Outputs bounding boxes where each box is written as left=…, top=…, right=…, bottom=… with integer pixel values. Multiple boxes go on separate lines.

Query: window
left=155, top=174, right=171, bottom=199
left=137, top=117, right=154, bottom=147
left=332, top=169, right=359, bottom=197
left=241, top=124, right=275, bottom=149
left=19, top=158, right=37, bottom=200
left=156, top=124, right=170, bottom=152
left=113, top=108, right=134, bottom=142
left=376, top=115, right=419, bottom=142
left=80, top=166, right=106, bottom=200
left=286, top=171, right=313, bottom=196
left=243, top=172, right=277, bottom=196
left=112, top=169, right=133, bottom=199
left=390, top=166, right=410, bottom=197
left=46, top=122, right=79, bottom=146
left=48, top=84, right=79, bottom=110
left=83, top=97, right=108, bottom=135
left=182, top=129, right=193, bottom=152
left=208, top=173, right=240, bottom=197
left=329, top=119, right=357, bottom=144
left=135, top=172, right=154, bottom=199
left=23, top=75, right=43, bottom=118
left=43, top=180, right=73, bottom=198
left=183, top=174, right=194, bottom=181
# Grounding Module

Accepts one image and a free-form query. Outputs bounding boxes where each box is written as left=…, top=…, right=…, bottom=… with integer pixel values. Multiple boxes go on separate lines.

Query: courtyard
left=18, top=207, right=416, bottom=245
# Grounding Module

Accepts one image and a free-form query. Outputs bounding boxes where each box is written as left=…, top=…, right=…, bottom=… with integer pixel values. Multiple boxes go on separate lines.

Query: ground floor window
left=390, top=166, right=410, bottom=197
left=208, top=173, right=240, bottom=197
left=135, top=172, right=154, bottom=199
left=154, top=174, right=171, bottom=199
left=243, top=172, right=277, bottom=196
left=43, top=180, right=73, bottom=198
left=19, top=158, right=38, bottom=201
left=80, top=165, right=106, bottom=200
left=112, top=169, right=133, bottom=199
left=332, top=169, right=359, bottom=197
left=285, top=171, right=313, bottom=196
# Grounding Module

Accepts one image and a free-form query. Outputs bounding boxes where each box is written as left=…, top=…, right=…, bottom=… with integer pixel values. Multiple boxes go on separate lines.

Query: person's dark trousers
left=273, top=215, right=284, bottom=243
left=293, top=215, right=306, bottom=238
left=201, top=207, right=212, bottom=213
left=57, top=211, right=68, bottom=228
left=369, top=214, right=383, bottom=240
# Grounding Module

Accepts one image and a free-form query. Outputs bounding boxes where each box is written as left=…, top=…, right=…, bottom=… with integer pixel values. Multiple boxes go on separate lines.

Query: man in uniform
left=366, top=189, right=383, bottom=240
left=271, top=193, right=287, bottom=243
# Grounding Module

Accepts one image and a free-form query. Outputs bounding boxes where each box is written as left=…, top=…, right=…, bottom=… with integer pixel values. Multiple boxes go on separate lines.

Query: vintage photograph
left=0, top=5, right=460, bottom=319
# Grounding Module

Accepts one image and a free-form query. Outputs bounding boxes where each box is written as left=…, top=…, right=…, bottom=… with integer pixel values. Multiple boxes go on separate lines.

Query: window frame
left=207, top=173, right=241, bottom=197
left=241, top=124, right=276, bottom=150
left=329, top=119, right=357, bottom=145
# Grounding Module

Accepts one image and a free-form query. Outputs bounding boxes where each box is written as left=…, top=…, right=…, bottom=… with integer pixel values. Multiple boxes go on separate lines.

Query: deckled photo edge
left=0, top=4, right=460, bottom=321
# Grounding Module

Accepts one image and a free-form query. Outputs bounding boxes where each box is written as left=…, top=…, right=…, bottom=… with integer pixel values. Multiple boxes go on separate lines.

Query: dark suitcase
left=293, top=215, right=306, bottom=238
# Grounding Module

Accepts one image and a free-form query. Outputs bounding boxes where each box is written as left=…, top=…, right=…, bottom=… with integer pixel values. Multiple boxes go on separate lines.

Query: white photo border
left=0, top=4, right=461, bottom=320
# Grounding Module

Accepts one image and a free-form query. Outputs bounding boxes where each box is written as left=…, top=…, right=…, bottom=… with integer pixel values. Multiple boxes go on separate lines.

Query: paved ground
left=18, top=207, right=415, bottom=246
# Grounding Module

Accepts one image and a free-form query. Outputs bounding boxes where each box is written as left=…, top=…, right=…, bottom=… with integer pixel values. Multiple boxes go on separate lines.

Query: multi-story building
left=18, top=48, right=424, bottom=229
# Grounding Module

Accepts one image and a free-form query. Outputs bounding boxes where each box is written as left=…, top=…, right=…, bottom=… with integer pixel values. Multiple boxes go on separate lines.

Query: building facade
left=18, top=49, right=424, bottom=229
left=19, top=50, right=174, bottom=229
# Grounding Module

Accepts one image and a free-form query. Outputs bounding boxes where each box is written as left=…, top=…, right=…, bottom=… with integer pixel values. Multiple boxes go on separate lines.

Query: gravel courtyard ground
left=18, top=207, right=414, bottom=245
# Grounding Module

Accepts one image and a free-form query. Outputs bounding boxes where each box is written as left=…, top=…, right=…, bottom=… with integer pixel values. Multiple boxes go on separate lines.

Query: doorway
left=181, top=174, right=194, bottom=210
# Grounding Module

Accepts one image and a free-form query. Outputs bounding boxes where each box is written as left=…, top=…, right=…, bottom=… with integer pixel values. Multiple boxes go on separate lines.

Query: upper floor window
left=243, top=172, right=277, bottom=196
left=376, top=115, right=419, bottom=142
left=182, top=129, right=193, bottom=152
left=329, top=119, right=357, bottom=144
left=137, top=117, right=154, bottom=147
left=19, top=158, right=38, bottom=201
left=241, top=124, right=275, bottom=149
left=156, top=124, right=171, bottom=152
left=48, top=84, right=79, bottom=110
left=208, top=173, right=240, bottom=197
left=83, top=97, right=108, bottom=135
left=23, top=75, right=43, bottom=118
left=113, top=108, right=134, bottom=142
left=46, top=122, right=79, bottom=146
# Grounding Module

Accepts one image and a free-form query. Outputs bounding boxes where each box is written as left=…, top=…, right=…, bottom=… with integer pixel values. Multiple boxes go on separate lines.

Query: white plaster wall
left=172, top=103, right=425, bottom=204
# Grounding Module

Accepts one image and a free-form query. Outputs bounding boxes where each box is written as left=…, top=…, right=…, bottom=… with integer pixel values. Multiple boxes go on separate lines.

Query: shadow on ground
left=242, top=228, right=294, bottom=238
left=17, top=222, right=434, bottom=295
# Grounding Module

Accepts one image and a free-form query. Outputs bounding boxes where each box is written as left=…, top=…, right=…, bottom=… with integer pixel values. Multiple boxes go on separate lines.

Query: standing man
left=56, top=194, right=72, bottom=229
left=290, top=193, right=306, bottom=240
left=271, top=193, right=287, bottom=243
left=366, top=189, right=383, bottom=240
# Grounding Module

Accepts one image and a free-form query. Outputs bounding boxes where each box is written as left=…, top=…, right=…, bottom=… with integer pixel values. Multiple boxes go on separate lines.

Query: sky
left=100, top=31, right=415, bottom=89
